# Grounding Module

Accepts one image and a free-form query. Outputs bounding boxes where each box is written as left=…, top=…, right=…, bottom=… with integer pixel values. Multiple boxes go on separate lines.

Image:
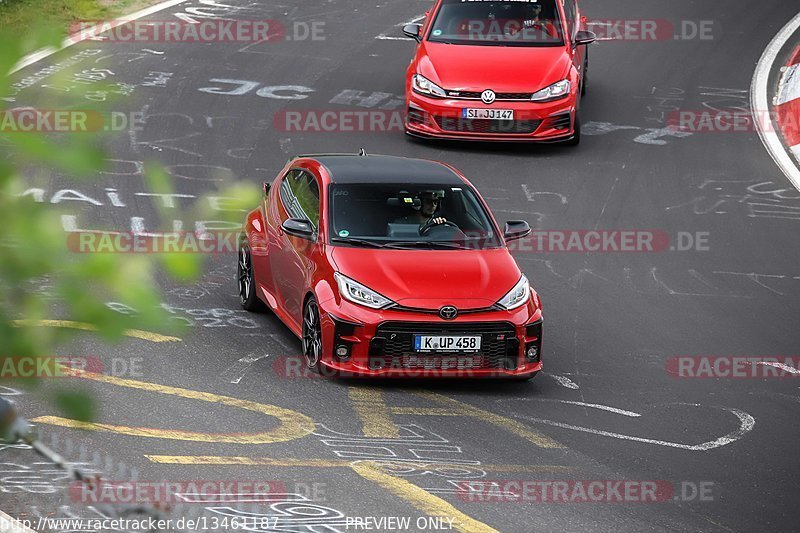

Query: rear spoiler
left=286, top=149, right=368, bottom=164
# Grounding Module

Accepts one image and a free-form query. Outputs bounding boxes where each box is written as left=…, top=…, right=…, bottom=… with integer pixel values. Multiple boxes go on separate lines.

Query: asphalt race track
left=3, top=1, right=800, bottom=531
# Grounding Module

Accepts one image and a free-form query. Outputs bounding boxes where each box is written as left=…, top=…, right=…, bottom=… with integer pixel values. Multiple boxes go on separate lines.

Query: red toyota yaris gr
left=404, top=0, right=595, bottom=144
left=238, top=153, right=543, bottom=378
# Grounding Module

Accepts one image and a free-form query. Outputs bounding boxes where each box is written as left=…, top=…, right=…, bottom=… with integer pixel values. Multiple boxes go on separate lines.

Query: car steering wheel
left=419, top=219, right=459, bottom=236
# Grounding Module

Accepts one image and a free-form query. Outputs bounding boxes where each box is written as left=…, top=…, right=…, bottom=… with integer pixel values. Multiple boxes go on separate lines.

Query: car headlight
left=530, top=80, right=571, bottom=102
left=334, top=272, right=394, bottom=309
left=412, top=74, right=447, bottom=98
left=497, top=275, right=530, bottom=310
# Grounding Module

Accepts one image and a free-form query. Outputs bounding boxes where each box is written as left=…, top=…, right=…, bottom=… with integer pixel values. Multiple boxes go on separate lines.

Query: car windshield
left=329, top=182, right=503, bottom=249
left=427, top=0, right=564, bottom=46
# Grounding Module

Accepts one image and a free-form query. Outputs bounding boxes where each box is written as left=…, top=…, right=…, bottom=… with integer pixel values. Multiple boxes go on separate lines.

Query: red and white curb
left=774, top=46, right=800, bottom=165
left=752, top=12, right=800, bottom=192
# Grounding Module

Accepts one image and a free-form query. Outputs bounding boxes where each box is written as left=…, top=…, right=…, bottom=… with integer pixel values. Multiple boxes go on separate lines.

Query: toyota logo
left=439, top=306, right=458, bottom=320
left=481, top=89, right=496, bottom=104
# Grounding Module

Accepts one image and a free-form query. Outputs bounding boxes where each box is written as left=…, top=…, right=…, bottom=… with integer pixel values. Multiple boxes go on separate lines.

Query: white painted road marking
left=10, top=0, right=190, bottom=74
left=221, top=353, right=270, bottom=384
left=498, top=398, right=641, bottom=417
left=546, top=374, right=580, bottom=389
left=754, top=361, right=800, bottom=375
left=518, top=406, right=755, bottom=451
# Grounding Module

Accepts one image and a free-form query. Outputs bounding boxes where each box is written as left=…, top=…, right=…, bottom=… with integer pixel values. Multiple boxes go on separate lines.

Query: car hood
left=330, top=246, right=522, bottom=309
left=416, top=41, right=571, bottom=93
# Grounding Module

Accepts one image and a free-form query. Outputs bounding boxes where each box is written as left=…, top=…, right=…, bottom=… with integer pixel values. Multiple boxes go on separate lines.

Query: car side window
left=563, top=0, right=577, bottom=38
left=282, top=169, right=321, bottom=229
left=278, top=170, right=299, bottom=220
left=459, top=190, right=494, bottom=235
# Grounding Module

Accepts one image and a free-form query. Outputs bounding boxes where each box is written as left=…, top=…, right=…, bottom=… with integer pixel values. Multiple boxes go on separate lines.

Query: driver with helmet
left=394, top=190, right=449, bottom=228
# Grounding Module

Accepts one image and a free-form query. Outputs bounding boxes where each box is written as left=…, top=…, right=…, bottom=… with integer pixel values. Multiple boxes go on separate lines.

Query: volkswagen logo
left=480, top=89, right=496, bottom=105
left=439, top=306, right=458, bottom=320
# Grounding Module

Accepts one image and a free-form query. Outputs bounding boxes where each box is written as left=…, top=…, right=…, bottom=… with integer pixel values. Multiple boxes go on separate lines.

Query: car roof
left=307, top=154, right=464, bottom=185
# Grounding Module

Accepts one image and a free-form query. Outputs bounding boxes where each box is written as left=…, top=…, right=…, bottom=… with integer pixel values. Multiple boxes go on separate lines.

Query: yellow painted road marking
left=146, top=454, right=574, bottom=533
left=346, top=387, right=562, bottom=448
left=32, top=370, right=315, bottom=444
left=414, top=391, right=564, bottom=449
left=146, top=456, right=351, bottom=467
left=478, top=464, right=575, bottom=473
left=348, top=387, right=400, bottom=438
left=143, top=455, right=576, bottom=473
left=351, top=461, right=499, bottom=533
left=391, top=407, right=462, bottom=416
left=13, top=319, right=181, bottom=343
left=147, top=456, right=564, bottom=532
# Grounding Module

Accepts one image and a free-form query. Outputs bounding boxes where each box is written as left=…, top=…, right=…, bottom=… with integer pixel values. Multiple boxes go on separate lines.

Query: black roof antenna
left=357, top=148, right=368, bottom=157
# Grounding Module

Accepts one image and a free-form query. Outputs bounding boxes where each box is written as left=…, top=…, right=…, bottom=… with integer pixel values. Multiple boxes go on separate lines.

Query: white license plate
left=414, top=335, right=482, bottom=352
left=462, top=108, right=514, bottom=120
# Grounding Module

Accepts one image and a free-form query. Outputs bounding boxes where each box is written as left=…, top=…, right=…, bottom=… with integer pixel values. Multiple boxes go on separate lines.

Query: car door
left=249, top=179, right=276, bottom=304
left=269, top=168, right=321, bottom=326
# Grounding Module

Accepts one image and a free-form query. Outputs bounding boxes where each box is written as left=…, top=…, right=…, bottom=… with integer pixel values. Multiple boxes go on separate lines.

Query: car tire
left=565, top=113, right=581, bottom=146
left=302, top=296, right=323, bottom=372
left=238, top=239, right=266, bottom=312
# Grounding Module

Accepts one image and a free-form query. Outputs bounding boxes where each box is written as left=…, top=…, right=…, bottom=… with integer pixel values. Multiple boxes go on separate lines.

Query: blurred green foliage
left=0, top=25, right=258, bottom=420
left=0, top=0, right=156, bottom=39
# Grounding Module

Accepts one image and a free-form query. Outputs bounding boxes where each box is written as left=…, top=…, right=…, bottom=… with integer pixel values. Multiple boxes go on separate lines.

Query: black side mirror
left=503, top=220, right=531, bottom=242
left=282, top=218, right=315, bottom=240
left=263, top=181, right=271, bottom=197
left=403, top=24, right=422, bottom=42
left=573, top=30, right=597, bottom=47
left=0, top=397, right=19, bottom=442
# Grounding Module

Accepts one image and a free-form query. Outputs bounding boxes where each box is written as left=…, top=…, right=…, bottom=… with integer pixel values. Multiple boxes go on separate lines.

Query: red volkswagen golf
left=404, top=0, right=595, bottom=144
left=238, top=153, right=543, bottom=378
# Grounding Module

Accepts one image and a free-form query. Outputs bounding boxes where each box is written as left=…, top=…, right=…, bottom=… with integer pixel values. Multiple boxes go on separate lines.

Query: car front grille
left=435, top=116, right=541, bottom=134
left=447, top=91, right=533, bottom=101
left=369, top=322, right=519, bottom=370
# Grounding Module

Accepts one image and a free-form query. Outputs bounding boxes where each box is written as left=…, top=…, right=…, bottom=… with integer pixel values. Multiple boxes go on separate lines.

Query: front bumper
left=315, top=297, right=543, bottom=378
left=405, top=90, right=576, bottom=143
